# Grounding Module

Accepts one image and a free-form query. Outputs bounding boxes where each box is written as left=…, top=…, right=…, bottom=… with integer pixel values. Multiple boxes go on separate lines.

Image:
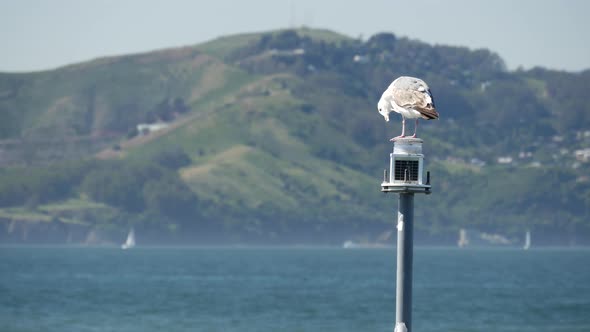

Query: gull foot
left=390, top=135, right=406, bottom=141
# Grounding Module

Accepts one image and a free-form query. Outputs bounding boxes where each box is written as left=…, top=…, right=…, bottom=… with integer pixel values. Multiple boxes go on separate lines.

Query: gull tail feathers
left=418, top=105, right=439, bottom=120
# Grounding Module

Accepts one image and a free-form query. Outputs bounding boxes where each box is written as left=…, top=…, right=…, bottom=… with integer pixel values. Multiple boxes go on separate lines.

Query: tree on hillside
left=142, top=174, right=198, bottom=221
left=151, top=148, right=191, bottom=170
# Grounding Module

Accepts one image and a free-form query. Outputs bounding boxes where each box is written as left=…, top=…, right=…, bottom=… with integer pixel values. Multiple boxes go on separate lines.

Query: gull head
left=377, top=97, right=390, bottom=122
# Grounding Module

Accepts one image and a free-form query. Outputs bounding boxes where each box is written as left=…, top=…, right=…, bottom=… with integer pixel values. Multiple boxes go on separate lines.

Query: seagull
left=377, top=76, right=439, bottom=140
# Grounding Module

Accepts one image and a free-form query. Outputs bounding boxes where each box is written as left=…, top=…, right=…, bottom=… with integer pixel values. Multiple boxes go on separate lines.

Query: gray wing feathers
left=391, top=77, right=439, bottom=120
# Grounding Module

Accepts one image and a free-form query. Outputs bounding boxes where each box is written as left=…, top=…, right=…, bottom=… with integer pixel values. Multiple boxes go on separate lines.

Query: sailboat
left=523, top=230, right=531, bottom=250
left=457, top=228, right=469, bottom=248
left=121, top=228, right=136, bottom=249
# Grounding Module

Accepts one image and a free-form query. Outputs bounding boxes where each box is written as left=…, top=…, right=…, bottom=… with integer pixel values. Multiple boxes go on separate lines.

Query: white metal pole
left=395, top=192, right=414, bottom=332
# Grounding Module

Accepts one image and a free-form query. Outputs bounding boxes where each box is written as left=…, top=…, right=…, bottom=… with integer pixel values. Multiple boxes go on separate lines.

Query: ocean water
left=0, top=247, right=589, bottom=332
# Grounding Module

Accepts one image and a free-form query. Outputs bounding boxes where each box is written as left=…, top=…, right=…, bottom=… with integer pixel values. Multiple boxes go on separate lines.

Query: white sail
left=523, top=230, right=531, bottom=250
left=458, top=228, right=469, bottom=248
left=121, top=228, right=136, bottom=249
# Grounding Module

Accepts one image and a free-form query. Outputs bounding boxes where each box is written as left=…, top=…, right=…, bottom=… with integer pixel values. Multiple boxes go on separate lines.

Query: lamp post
left=381, top=138, right=431, bottom=332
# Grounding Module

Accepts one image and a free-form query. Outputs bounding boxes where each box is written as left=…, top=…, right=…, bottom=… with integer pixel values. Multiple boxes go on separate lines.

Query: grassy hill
left=0, top=28, right=589, bottom=245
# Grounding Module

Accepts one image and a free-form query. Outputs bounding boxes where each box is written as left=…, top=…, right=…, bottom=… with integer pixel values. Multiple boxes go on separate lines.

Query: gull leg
left=401, top=117, right=406, bottom=137
left=411, top=119, right=419, bottom=138
left=391, top=116, right=406, bottom=141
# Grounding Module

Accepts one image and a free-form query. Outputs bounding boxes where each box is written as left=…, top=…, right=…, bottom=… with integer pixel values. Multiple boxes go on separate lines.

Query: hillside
left=1, top=28, right=589, bottom=245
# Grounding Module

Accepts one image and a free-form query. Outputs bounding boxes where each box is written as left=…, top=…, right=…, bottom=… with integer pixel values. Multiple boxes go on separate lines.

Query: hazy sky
left=1, top=0, right=589, bottom=72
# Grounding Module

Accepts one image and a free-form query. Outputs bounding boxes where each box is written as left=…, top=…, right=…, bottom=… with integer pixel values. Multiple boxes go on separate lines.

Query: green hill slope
left=0, top=28, right=588, bottom=245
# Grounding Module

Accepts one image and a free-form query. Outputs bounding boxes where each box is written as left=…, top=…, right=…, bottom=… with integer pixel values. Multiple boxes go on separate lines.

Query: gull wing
left=392, top=83, right=439, bottom=120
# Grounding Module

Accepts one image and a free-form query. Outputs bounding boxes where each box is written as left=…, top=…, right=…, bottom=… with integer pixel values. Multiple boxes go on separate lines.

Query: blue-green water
left=1, top=247, right=589, bottom=332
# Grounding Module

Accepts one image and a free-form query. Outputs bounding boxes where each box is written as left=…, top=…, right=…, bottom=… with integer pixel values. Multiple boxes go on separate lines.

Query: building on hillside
left=518, top=151, right=533, bottom=159
left=470, top=158, right=486, bottom=167
left=137, top=122, right=169, bottom=136
left=269, top=48, right=305, bottom=56
left=574, top=148, right=590, bottom=162
left=353, top=54, right=370, bottom=64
